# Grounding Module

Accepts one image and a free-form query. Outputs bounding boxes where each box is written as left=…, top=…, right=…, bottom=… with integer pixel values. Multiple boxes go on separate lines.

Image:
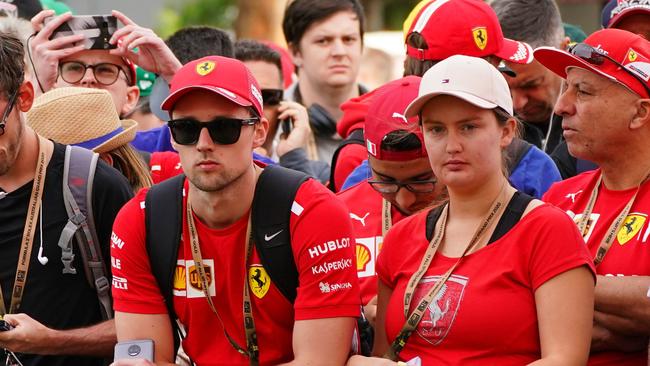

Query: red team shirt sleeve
left=111, top=188, right=168, bottom=314
left=291, top=180, right=361, bottom=320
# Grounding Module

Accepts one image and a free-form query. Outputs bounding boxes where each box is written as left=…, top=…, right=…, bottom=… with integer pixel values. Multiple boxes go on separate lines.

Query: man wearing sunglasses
left=536, top=29, right=650, bottom=365
left=0, top=33, right=133, bottom=366
left=27, top=9, right=182, bottom=119
left=110, top=56, right=360, bottom=365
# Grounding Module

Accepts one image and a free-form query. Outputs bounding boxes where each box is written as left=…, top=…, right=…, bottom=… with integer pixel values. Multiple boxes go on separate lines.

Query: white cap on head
left=404, top=55, right=514, bottom=118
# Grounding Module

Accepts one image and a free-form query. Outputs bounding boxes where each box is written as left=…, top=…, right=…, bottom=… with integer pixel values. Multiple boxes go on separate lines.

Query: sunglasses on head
left=168, top=117, right=259, bottom=146
left=568, top=43, right=650, bottom=97
left=261, top=89, right=283, bottom=106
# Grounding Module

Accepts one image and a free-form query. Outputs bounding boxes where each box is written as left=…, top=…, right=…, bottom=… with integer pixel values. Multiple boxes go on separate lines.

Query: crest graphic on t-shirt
left=248, top=264, right=271, bottom=299
left=617, top=214, right=647, bottom=246
left=411, top=274, right=469, bottom=346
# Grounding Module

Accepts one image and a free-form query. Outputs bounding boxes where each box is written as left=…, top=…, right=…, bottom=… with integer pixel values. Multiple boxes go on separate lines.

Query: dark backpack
left=144, top=165, right=309, bottom=356
left=329, top=129, right=365, bottom=192
left=57, top=145, right=113, bottom=320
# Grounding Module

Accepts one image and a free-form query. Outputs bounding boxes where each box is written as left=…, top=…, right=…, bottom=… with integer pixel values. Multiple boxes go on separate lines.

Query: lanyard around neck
left=381, top=199, right=392, bottom=238
left=186, top=197, right=259, bottom=365
left=575, top=173, right=644, bottom=267
left=0, top=135, right=51, bottom=316
left=385, top=183, right=510, bottom=360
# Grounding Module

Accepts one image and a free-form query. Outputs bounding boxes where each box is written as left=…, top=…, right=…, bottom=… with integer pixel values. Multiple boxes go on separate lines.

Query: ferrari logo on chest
left=472, top=27, right=488, bottom=51
left=196, top=61, right=216, bottom=76
left=617, top=214, right=646, bottom=245
left=248, top=265, right=271, bottom=299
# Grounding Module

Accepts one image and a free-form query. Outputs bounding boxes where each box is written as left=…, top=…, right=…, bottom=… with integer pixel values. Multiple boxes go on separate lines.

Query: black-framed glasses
left=0, top=89, right=19, bottom=137
left=261, top=89, right=283, bottom=106
left=568, top=43, right=650, bottom=97
left=58, top=61, right=130, bottom=86
left=368, top=179, right=438, bottom=194
left=168, top=117, right=259, bottom=145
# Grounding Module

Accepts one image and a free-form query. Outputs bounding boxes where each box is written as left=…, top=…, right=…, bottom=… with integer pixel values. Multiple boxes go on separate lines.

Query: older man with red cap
left=538, top=29, right=650, bottom=365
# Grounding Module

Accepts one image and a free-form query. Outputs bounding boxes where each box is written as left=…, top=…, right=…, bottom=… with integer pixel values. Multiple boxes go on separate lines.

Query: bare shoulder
left=522, top=198, right=545, bottom=217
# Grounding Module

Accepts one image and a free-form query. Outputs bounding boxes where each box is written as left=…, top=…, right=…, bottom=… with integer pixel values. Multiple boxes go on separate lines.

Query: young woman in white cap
left=347, top=55, right=595, bottom=365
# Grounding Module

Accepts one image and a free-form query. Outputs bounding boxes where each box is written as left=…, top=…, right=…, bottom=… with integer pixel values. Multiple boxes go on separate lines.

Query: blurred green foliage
left=156, top=0, right=237, bottom=39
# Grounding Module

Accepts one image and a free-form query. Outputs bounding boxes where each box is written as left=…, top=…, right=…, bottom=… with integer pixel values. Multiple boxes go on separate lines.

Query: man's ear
left=559, top=36, right=571, bottom=51
left=120, top=85, right=140, bottom=117
left=288, top=42, right=302, bottom=68
left=252, top=117, right=269, bottom=149
left=16, top=81, right=34, bottom=112
left=630, top=98, right=650, bottom=130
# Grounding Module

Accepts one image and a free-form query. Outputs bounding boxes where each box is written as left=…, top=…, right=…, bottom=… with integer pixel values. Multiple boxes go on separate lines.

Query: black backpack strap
left=144, top=174, right=185, bottom=355
left=505, top=138, right=533, bottom=175
left=487, top=191, right=534, bottom=244
left=329, top=128, right=365, bottom=191
left=425, top=192, right=534, bottom=243
left=252, top=165, right=309, bottom=303
left=425, top=205, right=446, bottom=242
left=59, top=145, right=113, bottom=320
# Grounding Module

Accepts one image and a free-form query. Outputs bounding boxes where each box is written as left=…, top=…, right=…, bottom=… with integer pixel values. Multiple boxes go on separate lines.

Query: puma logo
left=350, top=212, right=370, bottom=227
left=392, top=112, right=408, bottom=124
left=264, top=230, right=283, bottom=241
left=565, top=190, right=583, bottom=203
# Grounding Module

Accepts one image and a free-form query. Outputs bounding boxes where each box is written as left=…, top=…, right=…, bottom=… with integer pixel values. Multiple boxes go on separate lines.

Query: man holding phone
left=27, top=9, right=182, bottom=119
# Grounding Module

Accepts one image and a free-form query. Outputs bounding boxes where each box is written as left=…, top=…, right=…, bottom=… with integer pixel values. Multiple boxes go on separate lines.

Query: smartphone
left=0, top=320, right=13, bottom=332
left=281, top=117, right=293, bottom=135
left=114, top=339, right=154, bottom=361
left=45, top=15, right=118, bottom=50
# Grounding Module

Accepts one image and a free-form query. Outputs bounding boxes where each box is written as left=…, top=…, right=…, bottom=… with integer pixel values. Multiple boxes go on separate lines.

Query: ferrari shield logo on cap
left=628, top=49, right=638, bottom=62
left=196, top=61, right=216, bottom=76
left=617, top=214, right=646, bottom=245
left=472, top=27, right=488, bottom=51
left=248, top=265, right=271, bottom=299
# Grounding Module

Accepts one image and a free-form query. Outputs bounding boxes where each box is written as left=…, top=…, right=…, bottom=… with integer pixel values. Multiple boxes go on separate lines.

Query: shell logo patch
left=356, top=244, right=371, bottom=272
left=173, top=265, right=186, bottom=292
left=196, top=61, right=216, bottom=76
left=472, top=27, right=488, bottom=51
left=248, top=265, right=271, bottom=299
left=617, top=214, right=646, bottom=246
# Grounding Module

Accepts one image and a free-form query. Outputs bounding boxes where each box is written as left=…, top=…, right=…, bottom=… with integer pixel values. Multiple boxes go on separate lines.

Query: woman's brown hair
left=105, top=144, right=152, bottom=192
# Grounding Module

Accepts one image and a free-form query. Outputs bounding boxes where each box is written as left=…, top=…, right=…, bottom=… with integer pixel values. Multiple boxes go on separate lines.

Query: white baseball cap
left=404, top=55, right=514, bottom=118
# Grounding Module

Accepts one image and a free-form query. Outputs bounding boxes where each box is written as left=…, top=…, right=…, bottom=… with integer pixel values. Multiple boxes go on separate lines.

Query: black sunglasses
left=168, top=117, right=259, bottom=145
left=568, top=43, right=650, bottom=97
left=261, top=89, right=283, bottom=106
left=0, top=89, right=19, bottom=137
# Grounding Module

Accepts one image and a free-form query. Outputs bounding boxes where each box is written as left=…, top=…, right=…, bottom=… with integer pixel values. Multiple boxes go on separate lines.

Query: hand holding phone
left=281, top=117, right=293, bottom=136
left=114, top=339, right=154, bottom=362
left=45, top=15, right=118, bottom=50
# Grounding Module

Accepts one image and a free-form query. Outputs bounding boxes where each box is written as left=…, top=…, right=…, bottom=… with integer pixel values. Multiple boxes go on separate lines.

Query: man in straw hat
left=110, top=55, right=360, bottom=365
left=538, top=28, right=650, bottom=365
left=0, top=32, right=132, bottom=366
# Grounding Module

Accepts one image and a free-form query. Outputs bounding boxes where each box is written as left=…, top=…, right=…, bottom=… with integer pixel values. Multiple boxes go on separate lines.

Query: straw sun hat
left=27, top=87, right=137, bottom=154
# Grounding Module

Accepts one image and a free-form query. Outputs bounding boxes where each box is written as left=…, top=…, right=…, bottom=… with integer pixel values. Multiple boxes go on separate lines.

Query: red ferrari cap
left=365, top=76, right=427, bottom=161
left=161, top=55, right=263, bottom=116
left=404, top=0, right=533, bottom=64
left=535, top=29, right=650, bottom=98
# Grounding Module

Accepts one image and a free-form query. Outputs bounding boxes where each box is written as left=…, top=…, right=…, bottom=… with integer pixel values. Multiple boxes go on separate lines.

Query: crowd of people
left=0, top=0, right=648, bottom=365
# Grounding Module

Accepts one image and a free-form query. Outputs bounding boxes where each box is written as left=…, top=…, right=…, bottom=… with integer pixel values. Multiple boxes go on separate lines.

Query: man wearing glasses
left=337, top=76, right=445, bottom=327
left=537, top=29, right=650, bottom=365
left=27, top=9, right=181, bottom=118
left=0, top=33, right=132, bottom=366
left=110, top=56, right=360, bottom=365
